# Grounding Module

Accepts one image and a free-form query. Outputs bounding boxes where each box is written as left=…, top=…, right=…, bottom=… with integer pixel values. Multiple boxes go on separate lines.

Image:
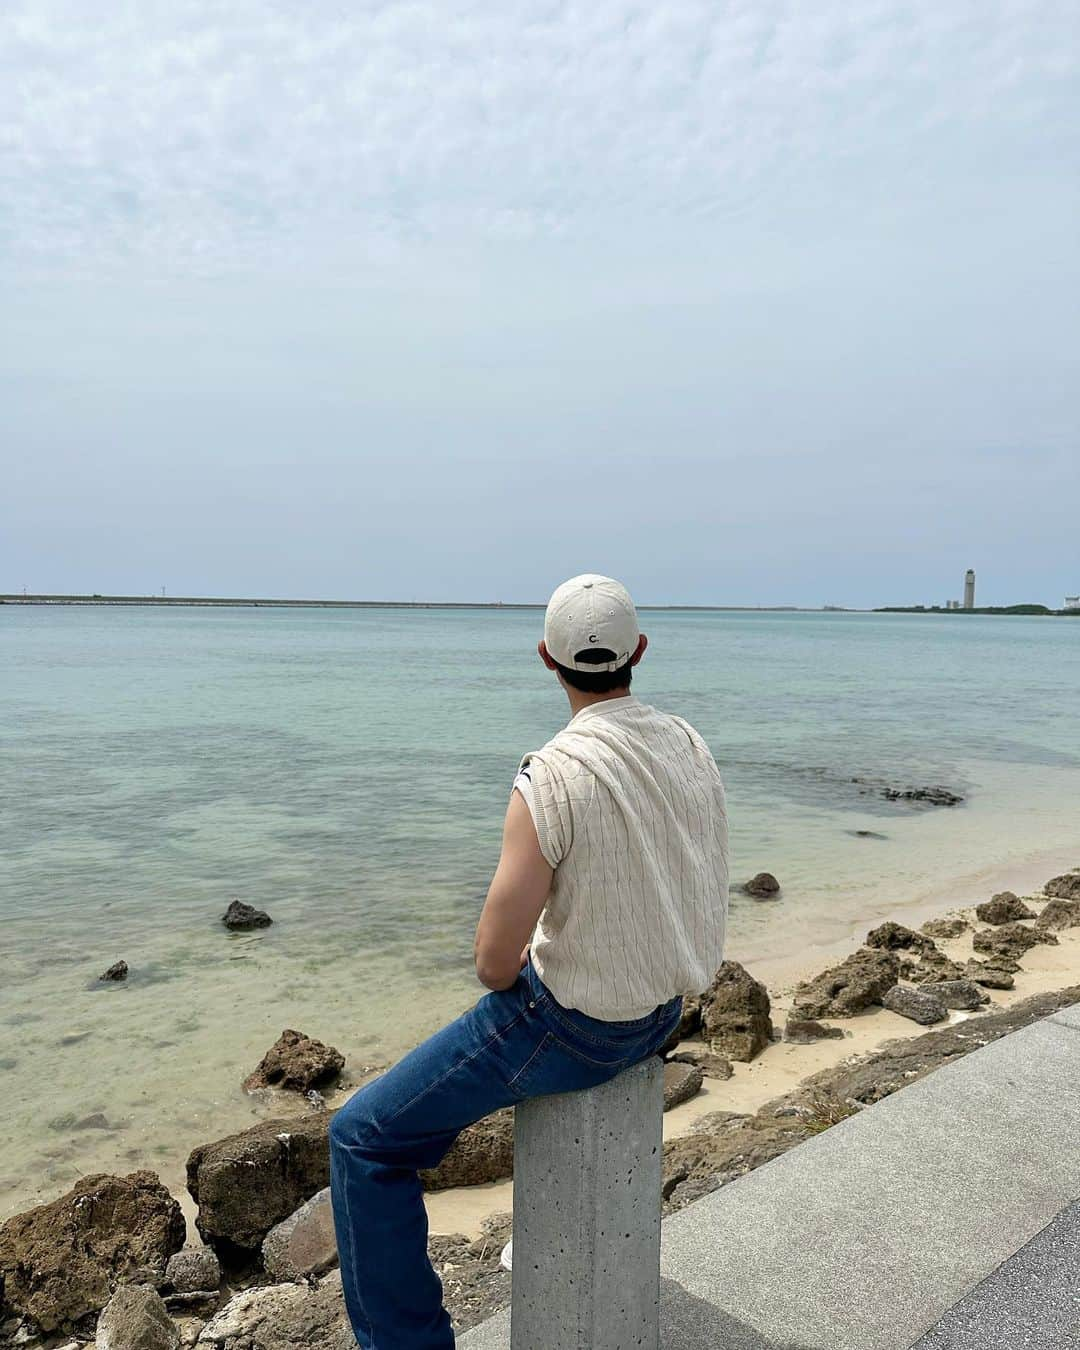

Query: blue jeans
left=328, top=957, right=682, bottom=1349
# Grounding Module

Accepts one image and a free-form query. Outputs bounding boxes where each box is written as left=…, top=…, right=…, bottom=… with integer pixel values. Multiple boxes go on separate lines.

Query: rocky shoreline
left=1, top=869, right=1078, bottom=1349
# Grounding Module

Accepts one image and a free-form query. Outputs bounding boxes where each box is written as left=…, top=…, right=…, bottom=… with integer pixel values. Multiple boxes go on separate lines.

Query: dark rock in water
left=221, top=899, right=273, bottom=930
left=187, top=1115, right=330, bottom=1257
left=73, top=1112, right=111, bottom=1130
left=1044, top=872, right=1080, bottom=902
left=926, top=979, right=990, bottom=1010
left=852, top=778, right=963, bottom=807
left=1036, top=898, right=1080, bottom=931
left=849, top=830, right=888, bottom=840
left=743, top=872, right=780, bottom=898
left=792, top=948, right=899, bottom=1019
left=973, top=922, right=1056, bottom=962
left=0, top=1170, right=186, bottom=1331
left=883, top=984, right=948, bottom=1025
left=975, top=891, right=1034, bottom=925
left=865, top=921, right=937, bottom=955
left=783, top=1017, right=845, bottom=1044
left=420, top=1110, right=514, bottom=1191
left=921, top=916, right=969, bottom=940
left=95, top=1282, right=178, bottom=1350
left=669, top=1046, right=734, bottom=1079
left=964, top=960, right=1016, bottom=990
left=99, top=960, right=129, bottom=982
left=700, top=961, right=773, bottom=1061
left=663, top=1062, right=704, bottom=1110
left=243, top=1029, right=345, bottom=1094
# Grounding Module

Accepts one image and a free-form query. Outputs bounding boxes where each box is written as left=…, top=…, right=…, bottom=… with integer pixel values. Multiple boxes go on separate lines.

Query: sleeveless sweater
left=517, top=695, right=729, bottom=1019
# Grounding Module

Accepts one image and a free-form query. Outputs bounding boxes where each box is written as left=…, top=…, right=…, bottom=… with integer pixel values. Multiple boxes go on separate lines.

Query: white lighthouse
left=963, top=569, right=976, bottom=610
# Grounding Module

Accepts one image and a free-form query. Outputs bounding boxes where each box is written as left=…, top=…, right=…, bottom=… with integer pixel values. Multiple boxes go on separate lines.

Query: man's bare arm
left=473, top=790, right=553, bottom=991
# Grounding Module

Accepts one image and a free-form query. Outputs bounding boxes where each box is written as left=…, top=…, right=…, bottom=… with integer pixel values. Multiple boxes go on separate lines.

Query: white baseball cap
left=543, top=574, right=640, bottom=673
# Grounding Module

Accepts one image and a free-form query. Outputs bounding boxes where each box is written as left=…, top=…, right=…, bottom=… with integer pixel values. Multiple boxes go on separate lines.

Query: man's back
left=518, top=693, right=729, bottom=1020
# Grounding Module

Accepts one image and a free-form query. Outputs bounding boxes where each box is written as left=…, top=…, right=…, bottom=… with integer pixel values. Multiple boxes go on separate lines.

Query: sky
left=2, top=1, right=1078, bottom=608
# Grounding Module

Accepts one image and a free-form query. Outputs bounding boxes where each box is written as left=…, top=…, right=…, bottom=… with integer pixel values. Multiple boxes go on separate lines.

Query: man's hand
left=473, top=791, right=553, bottom=991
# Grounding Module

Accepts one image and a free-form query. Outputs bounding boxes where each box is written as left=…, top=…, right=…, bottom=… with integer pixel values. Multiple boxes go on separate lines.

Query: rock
left=99, top=961, right=129, bottom=982
left=1036, top=898, right=1080, bottom=931
left=195, top=1269, right=352, bottom=1350
left=973, top=922, right=1057, bottom=962
left=164, top=1249, right=220, bottom=1297
left=464, top=1211, right=514, bottom=1262
left=783, top=1017, right=845, bottom=1044
left=186, top=1116, right=330, bottom=1258
left=419, top=1110, right=514, bottom=1191
left=743, top=872, right=780, bottom=898
left=221, top=900, right=272, bottom=931
left=261, top=1188, right=337, bottom=1282
left=963, top=960, right=1015, bottom=990
left=882, top=985, right=948, bottom=1025
left=74, top=1112, right=112, bottom=1130
left=920, top=916, right=969, bottom=940
left=677, top=995, right=702, bottom=1039
left=242, top=1030, right=345, bottom=1095
left=883, top=785, right=963, bottom=806
left=662, top=1062, right=704, bottom=1110
left=904, top=951, right=968, bottom=985
left=668, top=1045, right=734, bottom=1079
left=849, top=830, right=888, bottom=840
left=975, top=892, right=1035, bottom=925
left=1044, top=872, right=1080, bottom=902
left=699, top=962, right=773, bottom=1061
left=865, top=922, right=936, bottom=954
left=926, top=979, right=990, bottom=1011
left=792, top=948, right=900, bottom=1019
left=95, top=1283, right=179, bottom=1350
left=0, top=1171, right=185, bottom=1333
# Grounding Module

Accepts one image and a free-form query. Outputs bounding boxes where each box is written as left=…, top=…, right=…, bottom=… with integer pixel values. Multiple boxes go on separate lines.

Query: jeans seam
left=507, top=1031, right=554, bottom=1095
left=377, top=1006, right=530, bottom=1129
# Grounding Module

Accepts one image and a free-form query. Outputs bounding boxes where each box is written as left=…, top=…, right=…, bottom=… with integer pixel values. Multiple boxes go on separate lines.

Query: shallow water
left=2, top=605, right=1078, bottom=1217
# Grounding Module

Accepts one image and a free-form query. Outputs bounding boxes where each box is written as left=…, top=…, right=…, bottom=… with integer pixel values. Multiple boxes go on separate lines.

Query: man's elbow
left=474, top=945, right=520, bottom=992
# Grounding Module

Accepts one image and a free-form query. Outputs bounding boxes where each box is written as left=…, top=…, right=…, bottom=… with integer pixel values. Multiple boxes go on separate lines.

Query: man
left=329, top=573, right=729, bottom=1349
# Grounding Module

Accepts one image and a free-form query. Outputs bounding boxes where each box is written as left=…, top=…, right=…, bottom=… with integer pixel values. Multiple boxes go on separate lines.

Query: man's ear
left=629, top=633, right=648, bottom=666
left=538, top=639, right=559, bottom=671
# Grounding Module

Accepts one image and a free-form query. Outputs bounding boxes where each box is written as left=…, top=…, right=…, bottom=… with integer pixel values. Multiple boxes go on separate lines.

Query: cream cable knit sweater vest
left=517, top=695, right=728, bottom=1019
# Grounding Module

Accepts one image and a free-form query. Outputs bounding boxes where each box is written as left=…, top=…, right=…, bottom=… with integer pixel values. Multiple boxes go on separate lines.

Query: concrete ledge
left=460, top=1010, right=1080, bottom=1350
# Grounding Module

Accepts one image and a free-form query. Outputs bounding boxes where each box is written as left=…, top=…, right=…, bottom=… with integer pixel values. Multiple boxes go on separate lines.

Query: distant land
left=876, top=605, right=1079, bottom=618
left=1, top=593, right=832, bottom=612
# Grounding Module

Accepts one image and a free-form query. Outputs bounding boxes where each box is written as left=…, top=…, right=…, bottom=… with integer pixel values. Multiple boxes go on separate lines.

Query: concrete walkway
left=460, top=1003, right=1080, bottom=1350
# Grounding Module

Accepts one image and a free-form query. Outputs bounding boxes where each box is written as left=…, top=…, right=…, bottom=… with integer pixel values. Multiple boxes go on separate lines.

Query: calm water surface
left=2, top=605, right=1078, bottom=1216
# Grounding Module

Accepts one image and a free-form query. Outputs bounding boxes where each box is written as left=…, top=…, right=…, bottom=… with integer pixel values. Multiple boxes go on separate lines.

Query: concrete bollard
left=509, top=1055, right=664, bottom=1350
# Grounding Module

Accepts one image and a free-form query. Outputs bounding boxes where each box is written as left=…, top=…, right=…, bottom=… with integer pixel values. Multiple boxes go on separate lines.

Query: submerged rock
left=221, top=900, right=272, bottom=931
left=243, top=1030, right=344, bottom=1095
left=0, top=1170, right=185, bottom=1332
left=792, top=948, right=900, bottom=1019
left=975, top=892, right=1034, bottom=925
left=699, top=962, right=773, bottom=1061
left=743, top=872, right=781, bottom=898
left=882, top=985, right=948, bottom=1025
left=99, top=961, right=129, bottom=982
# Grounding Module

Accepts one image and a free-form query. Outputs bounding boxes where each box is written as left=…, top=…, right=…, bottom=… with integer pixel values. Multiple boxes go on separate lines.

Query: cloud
left=2, top=0, right=1076, bottom=273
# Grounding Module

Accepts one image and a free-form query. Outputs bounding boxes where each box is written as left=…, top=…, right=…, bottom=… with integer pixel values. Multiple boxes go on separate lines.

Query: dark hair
left=553, top=647, right=633, bottom=694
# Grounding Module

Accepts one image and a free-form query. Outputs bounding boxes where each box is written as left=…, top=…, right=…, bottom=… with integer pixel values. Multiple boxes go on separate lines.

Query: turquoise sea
left=2, top=605, right=1079, bottom=1219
